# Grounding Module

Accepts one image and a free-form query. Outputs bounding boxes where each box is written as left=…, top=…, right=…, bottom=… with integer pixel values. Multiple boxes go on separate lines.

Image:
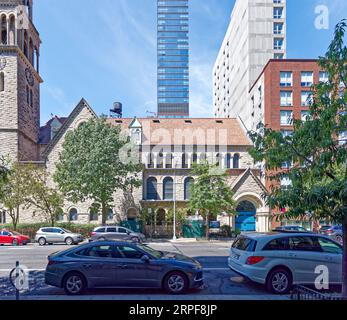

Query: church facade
left=0, top=1, right=271, bottom=233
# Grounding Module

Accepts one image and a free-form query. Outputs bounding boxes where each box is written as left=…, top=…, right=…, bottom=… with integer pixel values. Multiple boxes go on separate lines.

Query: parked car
left=45, top=241, right=204, bottom=295
left=274, top=225, right=309, bottom=232
left=319, top=225, right=342, bottom=244
left=0, top=230, right=30, bottom=246
left=228, top=232, right=342, bottom=294
left=35, top=227, right=84, bottom=246
left=89, top=226, right=145, bottom=243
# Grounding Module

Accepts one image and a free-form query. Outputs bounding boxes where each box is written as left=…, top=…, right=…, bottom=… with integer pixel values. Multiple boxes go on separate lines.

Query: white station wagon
left=228, top=232, right=342, bottom=294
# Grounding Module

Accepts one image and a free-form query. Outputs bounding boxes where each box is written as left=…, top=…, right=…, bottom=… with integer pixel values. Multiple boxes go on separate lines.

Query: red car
left=0, top=230, right=30, bottom=246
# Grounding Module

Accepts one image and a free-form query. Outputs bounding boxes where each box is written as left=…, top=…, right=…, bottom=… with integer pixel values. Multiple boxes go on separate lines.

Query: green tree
left=189, top=162, right=236, bottom=238
left=54, top=118, right=142, bottom=225
left=248, top=21, right=347, bottom=297
left=25, top=166, right=64, bottom=227
left=0, top=163, right=31, bottom=230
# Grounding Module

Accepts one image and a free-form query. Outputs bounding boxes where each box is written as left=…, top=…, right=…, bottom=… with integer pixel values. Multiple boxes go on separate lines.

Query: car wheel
left=131, top=237, right=140, bottom=243
left=38, top=238, right=46, bottom=246
left=266, top=268, right=292, bottom=294
left=163, top=271, right=188, bottom=294
left=335, top=235, right=343, bottom=245
left=65, top=237, right=74, bottom=246
left=12, top=239, right=19, bottom=246
left=63, top=272, right=86, bottom=295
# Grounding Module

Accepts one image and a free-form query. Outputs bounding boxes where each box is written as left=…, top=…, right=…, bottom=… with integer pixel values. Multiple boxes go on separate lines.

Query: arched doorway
left=235, top=200, right=256, bottom=232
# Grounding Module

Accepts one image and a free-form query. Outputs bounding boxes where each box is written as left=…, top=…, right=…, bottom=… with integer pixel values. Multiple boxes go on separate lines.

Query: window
left=301, top=91, right=313, bottom=106
left=233, top=154, right=240, bottom=169
left=280, top=111, right=293, bottom=125
left=274, top=22, right=284, bottom=34
left=280, top=72, right=292, bottom=87
left=107, top=209, right=113, bottom=220
left=184, top=177, right=194, bottom=200
left=0, top=211, right=6, bottom=224
left=95, top=227, right=106, bottom=233
left=89, top=210, right=98, bottom=221
left=80, top=245, right=114, bottom=258
left=274, top=38, right=284, bottom=50
left=288, top=237, right=321, bottom=252
left=263, top=238, right=288, bottom=251
left=118, top=227, right=128, bottom=234
left=301, top=111, right=310, bottom=122
left=26, top=85, right=30, bottom=104
left=115, top=246, right=144, bottom=259
left=319, top=71, right=329, bottom=83
left=148, top=153, right=154, bottom=168
left=182, top=153, right=188, bottom=168
left=192, top=153, right=198, bottom=165
left=56, top=212, right=64, bottom=221
left=318, top=237, right=342, bottom=254
left=273, top=7, right=283, bottom=19
left=226, top=154, right=232, bottom=169
left=69, top=209, right=78, bottom=221
left=280, top=177, right=292, bottom=188
left=280, top=91, right=292, bottom=106
left=232, top=237, right=257, bottom=252
left=163, top=177, right=174, bottom=200
left=146, top=177, right=158, bottom=200
left=165, top=153, right=173, bottom=168
left=274, top=53, right=284, bottom=59
left=301, top=72, right=314, bottom=87
left=0, top=72, right=4, bottom=92
left=281, top=161, right=292, bottom=169
left=107, top=227, right=117, bottom=233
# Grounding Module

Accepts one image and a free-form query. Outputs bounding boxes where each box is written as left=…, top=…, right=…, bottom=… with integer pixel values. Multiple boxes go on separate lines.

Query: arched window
left=163, top=177, right=174, bottom=200
left=182, top=153, right=188, bottom=168
left=107, top=209, right=114, bottom=221
left=89, top=209, right=98, bottom=222
left=226, top=154, right=232, bottom=169
left=1, top=15, right=7, bottom=45
left=26, top=85, right=30, bottom=104
left=29, top=38, right=34, bottom=65
left=233, top=154, right=240, bottom=169
left=0, top=72, right=4, bottom=92
left=23, top=31, right=28, bottom=58
left=146, top=177, right=158, bottom=200
left=184, top=177, right=194, bottom=200
left=215, top=153, right=220, bottom=167
left=192, top=153, right=198, bottom=165
left=9, top=15, right=15, bottom=45
left=69, top=208, right=78, bottom=221
left=157, top=152, right=164, bottom=168
left=56, top=211, right=64, bottom=222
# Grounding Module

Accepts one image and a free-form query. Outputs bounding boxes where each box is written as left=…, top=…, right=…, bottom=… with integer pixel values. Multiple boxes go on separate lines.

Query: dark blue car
left=45, top=241, right=204, bottom=295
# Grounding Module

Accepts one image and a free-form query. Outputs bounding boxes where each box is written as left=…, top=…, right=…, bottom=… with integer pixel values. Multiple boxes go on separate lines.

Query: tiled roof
left=106, top=118, right=251, bottom=146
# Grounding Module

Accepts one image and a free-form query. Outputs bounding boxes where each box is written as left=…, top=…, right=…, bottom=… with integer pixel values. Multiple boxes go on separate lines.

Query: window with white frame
left=274, top=38, right=284, bottom=50
left=301, top=71, right=314, bottom=87
left=280, top=72, right=292, bottom=87
left=319, top=71, right=329, bottom=83
left=281, top=130, right=293, bottom=138
left=301, top=91, right=313, bottom=106
left=274, top=53, right=284, bottom=59
left=280, top=91, right=293, bottom=106
left=274, top=22, right=284, bottom=34
left=273, top=7, right=283, bottom=19
left=301, top=111, right=310, bottom=122
left=280, top=110, right=293, bottom=125
left=281, top=177, right=292, bottom=189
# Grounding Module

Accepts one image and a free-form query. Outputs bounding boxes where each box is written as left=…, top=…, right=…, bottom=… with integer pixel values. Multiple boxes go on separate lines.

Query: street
left=0, top=241, right=285, bottom=300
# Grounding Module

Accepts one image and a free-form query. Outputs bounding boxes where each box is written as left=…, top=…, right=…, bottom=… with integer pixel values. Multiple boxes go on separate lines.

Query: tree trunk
left=342, top=206, right=347, bottom=300
left=101, top=203, right=107, bottom=226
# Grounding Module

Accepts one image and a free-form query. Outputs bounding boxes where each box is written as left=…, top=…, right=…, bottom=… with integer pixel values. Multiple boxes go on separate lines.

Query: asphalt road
left=0, top=241, right=273, bottom=299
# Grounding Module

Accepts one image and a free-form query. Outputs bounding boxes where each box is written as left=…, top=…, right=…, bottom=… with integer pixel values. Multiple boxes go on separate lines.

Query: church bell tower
left=0, top=0, right=42, bottom=162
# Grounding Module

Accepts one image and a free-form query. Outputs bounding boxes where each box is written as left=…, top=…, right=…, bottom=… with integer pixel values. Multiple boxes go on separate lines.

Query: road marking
left=0, top=269, right=45, bottom=272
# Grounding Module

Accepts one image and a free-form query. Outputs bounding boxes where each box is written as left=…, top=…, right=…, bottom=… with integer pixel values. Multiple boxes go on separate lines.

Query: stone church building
left=0, top=0, right=271, bottom=233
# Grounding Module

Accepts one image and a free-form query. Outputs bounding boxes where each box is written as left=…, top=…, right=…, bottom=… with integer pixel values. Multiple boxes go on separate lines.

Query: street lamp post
left=173, top=160, right=177, bottom=241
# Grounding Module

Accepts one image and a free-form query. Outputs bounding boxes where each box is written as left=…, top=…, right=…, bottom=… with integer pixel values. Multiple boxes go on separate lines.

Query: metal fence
left=291, top=285, right=343, bottom=300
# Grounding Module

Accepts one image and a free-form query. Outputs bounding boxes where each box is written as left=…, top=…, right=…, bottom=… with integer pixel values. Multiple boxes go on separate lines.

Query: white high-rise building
left=213, top=0, right=286, bottom=130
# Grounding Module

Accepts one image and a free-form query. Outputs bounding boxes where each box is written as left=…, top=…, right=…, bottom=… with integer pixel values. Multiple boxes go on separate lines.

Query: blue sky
left=35, top=0, right=347, bottom=124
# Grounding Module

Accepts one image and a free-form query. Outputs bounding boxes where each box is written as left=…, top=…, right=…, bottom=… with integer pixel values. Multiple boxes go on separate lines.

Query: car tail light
left=326, top=230, right=333, bottom=234
left=47, top=260, right=55, bottom=266
left=91, top=232, right=96, bottom=236
left=246, top=256, right=265, bottom=265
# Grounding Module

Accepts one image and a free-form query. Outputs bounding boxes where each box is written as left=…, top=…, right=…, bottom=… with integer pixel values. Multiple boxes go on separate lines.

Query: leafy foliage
left=189, top=162, right=236, bottom=237
left=54, top=118, right=142, bottom=224
left=248, top=21, right=347, bottom=296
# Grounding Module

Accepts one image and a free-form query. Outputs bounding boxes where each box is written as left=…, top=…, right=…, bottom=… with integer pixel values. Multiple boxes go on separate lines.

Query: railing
left=291, top=285, right=343, bottom=301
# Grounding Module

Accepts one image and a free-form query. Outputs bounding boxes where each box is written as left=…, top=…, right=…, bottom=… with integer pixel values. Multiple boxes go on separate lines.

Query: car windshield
left=10, top=231, right=20, bottom=235
left=137, top=244, right=163, bottom=259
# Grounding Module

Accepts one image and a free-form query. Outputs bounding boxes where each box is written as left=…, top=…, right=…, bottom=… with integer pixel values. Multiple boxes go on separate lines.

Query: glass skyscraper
left=157, top=0, right=189, bottom=118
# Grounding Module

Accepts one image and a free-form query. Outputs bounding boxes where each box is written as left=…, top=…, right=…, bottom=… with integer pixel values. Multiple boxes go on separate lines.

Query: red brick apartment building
left=249, top=59, right=328, bottom=228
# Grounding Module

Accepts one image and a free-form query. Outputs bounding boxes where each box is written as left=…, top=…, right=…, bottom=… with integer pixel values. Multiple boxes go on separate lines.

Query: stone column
left=163, top=153, right=167, bottom=169
left=187, top=153, right=192, bottom=168
left=6, top=18, right=9, bottom=45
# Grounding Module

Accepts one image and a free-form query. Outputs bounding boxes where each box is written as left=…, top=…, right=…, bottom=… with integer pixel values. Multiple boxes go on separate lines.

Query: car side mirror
left=60, top=231, right=65, bottom=234
left=127, top=231, right=131, bottom=235
left=141, top=255, right=150, bottom=263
